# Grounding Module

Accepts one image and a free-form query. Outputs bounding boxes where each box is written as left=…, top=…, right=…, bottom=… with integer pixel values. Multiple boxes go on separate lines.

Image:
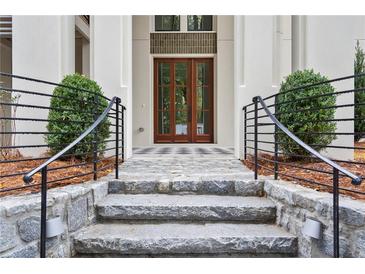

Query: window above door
left=155, top=16, right=180, bottom=31
left=187, top=16, right=213, bottom=31
left=153, top=15, right=215, bottom=32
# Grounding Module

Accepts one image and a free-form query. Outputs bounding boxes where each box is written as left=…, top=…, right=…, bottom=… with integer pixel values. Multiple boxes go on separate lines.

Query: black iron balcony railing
left=0, top=72, right=125, bottom=257
left=242, top=73, right=365, bottom=258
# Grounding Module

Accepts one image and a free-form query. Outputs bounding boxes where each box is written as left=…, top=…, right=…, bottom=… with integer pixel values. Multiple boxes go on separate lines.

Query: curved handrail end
left=22, top=96, right=119, bottom=184
left=23, top=175, right=33, bottom=184
left=352, top=176, right=362, bottom=186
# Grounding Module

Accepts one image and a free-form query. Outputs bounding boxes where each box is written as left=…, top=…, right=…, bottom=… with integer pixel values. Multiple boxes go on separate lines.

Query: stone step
left=73, top=223, right=297, bottom=257
left=97, top=194, right=276, bottom=223
left=108, top=173, right=261, bottom=196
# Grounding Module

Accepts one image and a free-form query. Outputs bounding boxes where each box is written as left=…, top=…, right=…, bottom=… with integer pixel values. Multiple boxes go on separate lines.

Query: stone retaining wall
left=263, top=179, right=365, bottom=258
left=0, top=176, right=111, bottom=258
left=1, top=175, right=365, bottom=258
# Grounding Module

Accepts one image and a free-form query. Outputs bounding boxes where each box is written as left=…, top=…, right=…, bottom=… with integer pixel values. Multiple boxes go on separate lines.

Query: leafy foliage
left=276, top=69, right=337, bottom=157
left=354, top=40, right=365, bottom=141
left=46, top=74, right=110, bottom=158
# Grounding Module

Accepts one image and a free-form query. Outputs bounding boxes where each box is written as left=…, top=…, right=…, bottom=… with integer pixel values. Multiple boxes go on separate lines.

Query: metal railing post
left=333, top=167, right=340, bottom=258
left=274, top=95, right=279, bottom=180
left=93, top=95, right=99, bottom=181
left=243, top=107, right=247, bottom=160
left=121, top=106, right=125, bottom=162
left=40, top=166, right=47, bottom=258
left=253, top=97, right=258, bottom=180
left=115, top=98, right=120, bottom=179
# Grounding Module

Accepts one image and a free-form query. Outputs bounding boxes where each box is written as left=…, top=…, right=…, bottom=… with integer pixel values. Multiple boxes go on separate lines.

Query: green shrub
left=46, top=74, right=110, bottom=158
left=276, top=69, right=337, bottom=157
left=354, top=40, right=365, bottom=141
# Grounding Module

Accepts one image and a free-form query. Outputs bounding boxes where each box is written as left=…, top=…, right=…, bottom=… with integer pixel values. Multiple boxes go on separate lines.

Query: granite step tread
left=73, top=223, right=297, bottom=256
left=108, top=175, right=262, bottom=196
left=97, top=194, right=276, bottom=222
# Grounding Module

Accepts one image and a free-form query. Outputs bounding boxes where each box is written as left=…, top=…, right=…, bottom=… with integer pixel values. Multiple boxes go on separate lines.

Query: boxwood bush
left=276, top=69, right=337, bottom=157
left=46, top=74, right=110, bottom=158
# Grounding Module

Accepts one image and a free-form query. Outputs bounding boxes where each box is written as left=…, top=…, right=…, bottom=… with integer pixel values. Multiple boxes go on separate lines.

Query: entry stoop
left=73, top=152, right=298, bottom=257
left=73, top=185, right=298, bottom=257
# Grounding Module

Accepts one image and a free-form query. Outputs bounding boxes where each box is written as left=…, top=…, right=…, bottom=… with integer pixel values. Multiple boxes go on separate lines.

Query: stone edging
left=0, top=174, right=112, bottom=258
left=263, top=179, right=365, bottom=257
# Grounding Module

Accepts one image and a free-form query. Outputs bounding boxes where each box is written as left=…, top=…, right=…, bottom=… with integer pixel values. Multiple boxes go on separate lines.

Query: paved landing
left=111, top=145, right=254, bottom=195
left=132, top=146, right=234, bottom=158
left=124, top=146, right=249, bottom=177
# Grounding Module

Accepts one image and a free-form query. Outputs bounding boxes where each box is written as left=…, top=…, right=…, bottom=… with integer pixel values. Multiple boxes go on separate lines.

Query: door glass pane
left=175, top=110, right=188, bottom=135
left=158, top=87, right=170, bottom=110
left=197, top=111, right=209, bottom=135
left=175, top=87, right=187, bottom=111
left=197, top=63, right=208, bottom=85
left=175, top=63, right=188, bottom=136
left=175, top=63, right=187, bottom=86
left=155, top=16, right=180, bottom=31
left=158, top=111, right=170, bottom=134
left=187, top=16, right=213, bottom=31
left=159, top=63, right=170, bottom=85
left=196, top=86, right=209, bottom=110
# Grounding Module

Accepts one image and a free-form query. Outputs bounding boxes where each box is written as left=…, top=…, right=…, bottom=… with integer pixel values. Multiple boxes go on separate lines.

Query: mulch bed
left=0, top=155, right=119, bottom=197
left=355, top=141, right=365, bottom=161
left=243, top=145, right=365, bottom=200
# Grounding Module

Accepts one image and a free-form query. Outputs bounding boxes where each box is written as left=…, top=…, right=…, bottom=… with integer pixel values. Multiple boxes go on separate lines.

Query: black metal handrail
left=23, top=96, right=119, bottom=183
left=254, top=96, right=362, bottom=185
left=242, top=73, right=365, bottom=258
left=22, top=97, right=123, bottom=258
left=0, top=72, right=126, bottom=258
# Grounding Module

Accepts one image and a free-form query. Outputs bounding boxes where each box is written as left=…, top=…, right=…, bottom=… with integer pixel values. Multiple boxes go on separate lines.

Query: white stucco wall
left=132, top=15, right=235, bottom=147
left=91, top=15, right=133, bottom=158
left=234, top=16, right=292, bottom=158
left=294, top=16, right=365, bottom=160
left=12, top=16, right=75, bottom=156
left=8, top=15, right=365, bottom=161
left=235, top=15, right=365, bottom=160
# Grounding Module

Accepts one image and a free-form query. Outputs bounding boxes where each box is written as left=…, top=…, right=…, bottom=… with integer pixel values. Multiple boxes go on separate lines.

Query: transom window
left=154, top=16, right=214, bottom=32
left=155, top=16, right=180, bottom=31
left=187, top=16, right=213, bottom=31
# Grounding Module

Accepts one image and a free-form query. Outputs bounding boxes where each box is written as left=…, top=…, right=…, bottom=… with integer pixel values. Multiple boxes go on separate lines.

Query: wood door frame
left=153, top=58, right=214, bottom=143
left=191, top=58, right=214, bottom=143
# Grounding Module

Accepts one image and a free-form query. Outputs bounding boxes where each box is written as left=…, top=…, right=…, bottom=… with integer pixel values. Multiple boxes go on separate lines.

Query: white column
left=12, top=15, right=75, bottom=156
left=291, top=15, right=306, bottom=72
left=131, top=15, right=152, bottom=147
left=234, top=16, right=277, bottom=159
left=91, top=15, right=133, bottom=158
left=216, top=16, right=234, bottom=147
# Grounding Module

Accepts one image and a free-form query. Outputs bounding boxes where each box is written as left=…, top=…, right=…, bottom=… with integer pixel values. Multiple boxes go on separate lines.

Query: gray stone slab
left=235, top=180, right=264, bottom=196
left=109, top=180, right=159, bottom=194
left=199, top=180, right=234, bottom=195
left=74, top=223, right=297, bottom=256
left=171, top=176, right=202, bottom=192
left=0, top=194, right=54, bottom=217
left=17, top=216, right=40, bottom=242
left=2, top=243, right=39, bottom=258
left=0, top=218, right=17, bottom=252
left=97, top=194, right=276, bottom=222
left=68, top=196, right=88, bottom=232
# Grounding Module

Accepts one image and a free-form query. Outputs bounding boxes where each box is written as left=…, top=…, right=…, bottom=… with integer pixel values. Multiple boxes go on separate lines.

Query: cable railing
left=242, top=73, right=365, bottom=258
left=0, top=72, right=125, bottom=257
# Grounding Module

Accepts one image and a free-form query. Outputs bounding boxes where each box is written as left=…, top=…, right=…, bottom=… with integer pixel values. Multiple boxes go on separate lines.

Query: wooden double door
left=154, top=58, right=213, bottom=143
